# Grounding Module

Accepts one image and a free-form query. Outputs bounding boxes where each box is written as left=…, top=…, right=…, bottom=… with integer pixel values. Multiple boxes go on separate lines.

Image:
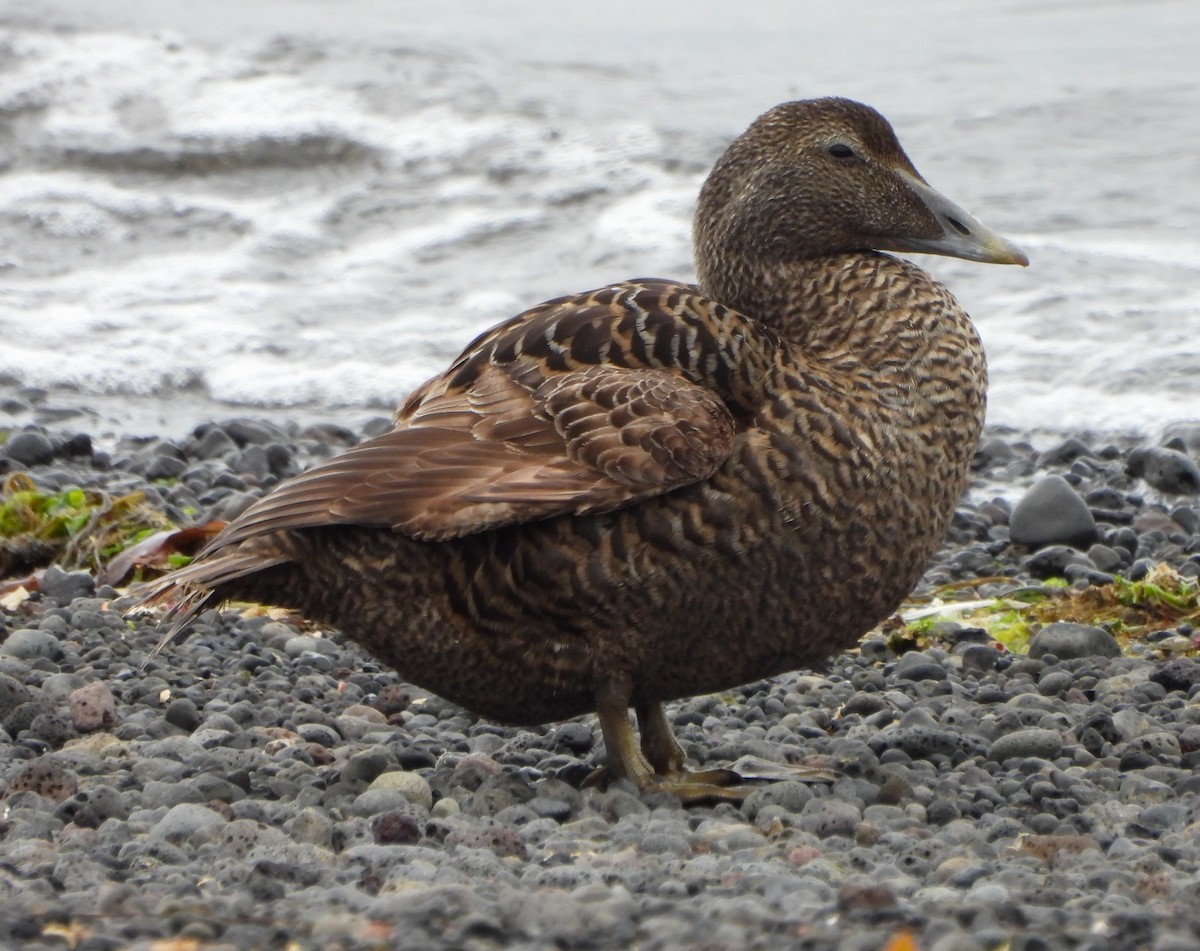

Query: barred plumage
left=138, top=98, right=1026, bottom=799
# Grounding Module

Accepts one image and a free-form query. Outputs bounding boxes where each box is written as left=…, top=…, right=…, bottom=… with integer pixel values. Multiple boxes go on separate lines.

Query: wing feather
left=199, top=280, right=776, bottom=552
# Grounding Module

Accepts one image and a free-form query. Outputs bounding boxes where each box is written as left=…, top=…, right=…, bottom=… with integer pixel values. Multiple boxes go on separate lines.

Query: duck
left=139, top=97, right=1027, bottom=800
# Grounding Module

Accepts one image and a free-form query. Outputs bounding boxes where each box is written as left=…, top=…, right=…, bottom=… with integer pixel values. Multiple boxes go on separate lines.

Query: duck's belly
left=300, top=465, right=946, bottom=725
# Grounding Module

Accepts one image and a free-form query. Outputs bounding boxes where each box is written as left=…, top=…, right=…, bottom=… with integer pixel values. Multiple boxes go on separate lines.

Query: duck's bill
left=883, top=172, right=1030, bottom=266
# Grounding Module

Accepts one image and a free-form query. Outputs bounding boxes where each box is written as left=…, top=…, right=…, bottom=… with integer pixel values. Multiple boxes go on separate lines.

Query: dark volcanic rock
left=1126, top=446, right=1200, bottom=495
left=3, top=430, right=55, bottom=467
left=39, top=566, right=95, bottom=603
left=1029, top=622, right=1121, bottom=660
left=988, top=728, right=1064, bottom=762
left=1010, top=475, right=1097, bottom=549
left=1037, top=437, right=1094, bottom=467
left=1023, top=545, right=1093, bottom=579
left=1149, top=658, right=1200, bottom=693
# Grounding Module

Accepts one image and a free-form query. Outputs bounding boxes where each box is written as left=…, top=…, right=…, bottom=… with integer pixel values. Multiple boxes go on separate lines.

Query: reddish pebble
left=68, top=681, right=117, bottom=733
left=788, top=845, right=823, bottom=866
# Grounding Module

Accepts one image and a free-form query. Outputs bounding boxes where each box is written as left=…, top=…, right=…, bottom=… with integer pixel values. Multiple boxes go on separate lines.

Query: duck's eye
left=827, top=143, right=856, bottom=160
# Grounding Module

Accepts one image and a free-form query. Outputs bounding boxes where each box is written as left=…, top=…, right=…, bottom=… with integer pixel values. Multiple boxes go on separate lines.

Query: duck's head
left=695, top=97, right=1027, bottom=302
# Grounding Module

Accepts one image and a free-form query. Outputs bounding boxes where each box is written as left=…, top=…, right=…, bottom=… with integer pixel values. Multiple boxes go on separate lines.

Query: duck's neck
left=700, top=251, right=986, bottom=437
left=700, top=251, right=974, bottom=361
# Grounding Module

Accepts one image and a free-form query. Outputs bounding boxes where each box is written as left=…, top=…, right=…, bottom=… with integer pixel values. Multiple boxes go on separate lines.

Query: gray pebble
left=343, top=748, right=393, bottom=784
left=5, top=699, right=52, bottom=736
left=164, top=698, right=201, bottom=731
left=149, top=803, right=227, bottom=844
left=284, top=635, right=320, bottom=657
left=1037, top=437, right=1094, bottom=467
left=741, top=781, right=815, bottom=821
left=231, top=445, right=272, bottom=481
left=960, top=644, right=1000, bottom=673
left=4, top=431, right=55, bottom=466
left=876, top=724, right=984, bottom=759
left=797, top=797, right=860, bottom=837
left=1037, top=670, right=1074, bottom=697
left=296, top=722, right=341, bottom=747
left=0, top=672, right=32, bottom=718
left=1010, top=475, right=1097, bottom=549
left=38, top=566, right=95, bottom=603
left=56, top=783, right=129, bottom=826
left=1171, top=505, right=1200, bottom=534
left=1029, top=622, right=1121, bottom=660
left=1118, top=732, right=1181, bottom=762
left=0, top=628, right=62, bottom=660
left=550, top=722, right=594, bottom=754
left=368, top=770, right=434, bottom=811
left=1024, top=545, right=1094, bottom=579
left=224, top=418, right=290, bottom=446
left=1150, top=658, right=1200, bottom=693
left=1127, top=446, right=1200, bottom=495
left=1132, top=802, right=1189, bottom=835
left=287, top=807, right=335, bottom=848
left=29, top=712, right=75, bottom=747
left=988, top=728, right=1064, bottom=762
left=145, top=454, right=188, bottom=480
left=190, top=425, right=238, bottom=459
left=39, top=671, right=84, bottom=704
left=1086, top=543, right=1124, bottom=572
left=895, top=652, right=948, bottom=681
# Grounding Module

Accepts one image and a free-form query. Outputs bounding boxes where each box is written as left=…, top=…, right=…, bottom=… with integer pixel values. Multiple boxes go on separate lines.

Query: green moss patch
left=895, top=564, right=1199, bottom=658
left=0, top=472, right=176, bottom=579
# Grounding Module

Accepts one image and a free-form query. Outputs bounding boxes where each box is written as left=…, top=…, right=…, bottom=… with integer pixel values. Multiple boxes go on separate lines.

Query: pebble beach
left=2, top=413, right=1200, bottom=950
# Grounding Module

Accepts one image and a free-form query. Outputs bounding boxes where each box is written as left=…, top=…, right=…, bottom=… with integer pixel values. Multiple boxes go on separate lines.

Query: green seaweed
left=894, top=564, right=1200, bottom=659
left=1113, top=571, right=1199, bottom=613
left=0, top=472, right=176, bottom=578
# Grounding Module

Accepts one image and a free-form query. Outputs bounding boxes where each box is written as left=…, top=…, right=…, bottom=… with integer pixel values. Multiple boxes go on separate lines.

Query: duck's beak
left=882, top=171, right=1029, bottom=266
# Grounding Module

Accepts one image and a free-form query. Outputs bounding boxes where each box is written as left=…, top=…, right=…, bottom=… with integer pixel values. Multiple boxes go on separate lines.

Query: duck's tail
left=132, top=536, right=292, bottom=657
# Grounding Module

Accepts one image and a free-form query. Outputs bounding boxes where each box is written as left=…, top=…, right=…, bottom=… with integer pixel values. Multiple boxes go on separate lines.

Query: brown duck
left=142, top=98, right=1027, bottom=799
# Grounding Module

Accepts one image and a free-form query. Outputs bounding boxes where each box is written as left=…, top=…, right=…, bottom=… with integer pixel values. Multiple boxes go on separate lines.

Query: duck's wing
left=196, top=279, right=780, bottom=550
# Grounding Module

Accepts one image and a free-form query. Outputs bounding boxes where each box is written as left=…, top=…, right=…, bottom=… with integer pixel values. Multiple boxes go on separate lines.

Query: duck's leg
left=594, top=677, right=750, bottom=801
left=594, top=677, right=660, bottom=790
left=595, top=680, right=833, bottom=802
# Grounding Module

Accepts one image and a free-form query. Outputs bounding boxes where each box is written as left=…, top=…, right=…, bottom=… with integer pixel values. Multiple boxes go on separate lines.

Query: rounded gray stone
left=988, top=728, right=1064, bottom=762
left=283, top=635, right=320, bottom=658
left=68, top=681, right=118, bottom=732
left=1029, top=622, right=1121, bottom=660
left=0, top=673, right=31, bottom=718
left=4, top=431, right=55, bottom=466
left=38, top=566, right=95, bottom=603
left=1010, top=475, right=1097, bottom=549
left=148, top=803, right=227, bottom=844
left=297, top=722, right=341, bottom=747
left=797, top=797, right=860, bottom=838
left=368, top=770, right=433, bottom=811
left=0, top=628, right=62, bottom=660
left=1126, top=446, right=1200, bottom=495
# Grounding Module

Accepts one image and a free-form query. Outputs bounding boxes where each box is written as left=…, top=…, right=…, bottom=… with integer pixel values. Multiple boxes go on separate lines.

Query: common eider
left=141, top=98, right=1027, bottom=800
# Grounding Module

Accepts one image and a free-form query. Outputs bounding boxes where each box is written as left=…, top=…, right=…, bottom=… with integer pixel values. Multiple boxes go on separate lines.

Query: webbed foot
left=590, top=682, right=835, bottom=804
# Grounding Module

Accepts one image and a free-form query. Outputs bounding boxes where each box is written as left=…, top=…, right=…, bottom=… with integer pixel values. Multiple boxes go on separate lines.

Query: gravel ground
left=2, top=408, right=1200, bottom=951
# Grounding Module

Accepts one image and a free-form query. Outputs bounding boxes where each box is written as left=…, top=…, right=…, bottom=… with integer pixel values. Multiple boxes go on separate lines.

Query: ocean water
left=1, top=0, right=1197, bottom=440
